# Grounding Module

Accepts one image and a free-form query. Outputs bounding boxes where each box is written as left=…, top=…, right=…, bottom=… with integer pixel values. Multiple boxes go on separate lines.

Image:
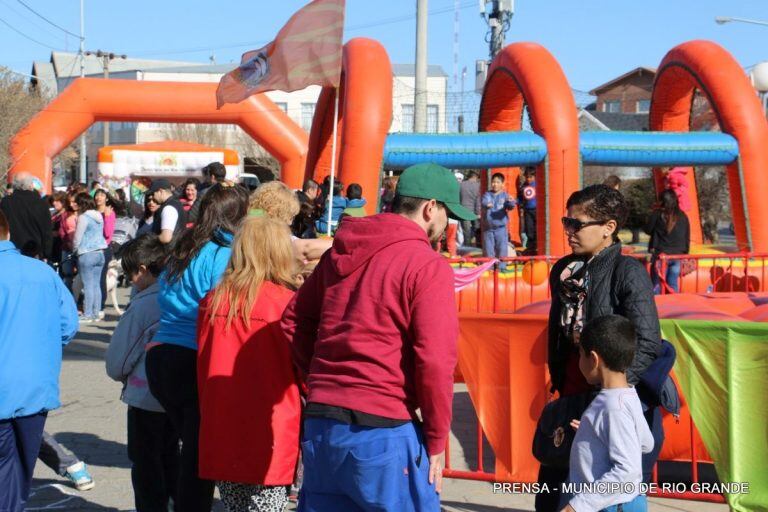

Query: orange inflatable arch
left=651, top=40, right=768, bottom=253
left=479, top=43, right=581, bottom=257
left=306, top=38, right=392, bottom=215
left=9, top=78, right=308, bottom=191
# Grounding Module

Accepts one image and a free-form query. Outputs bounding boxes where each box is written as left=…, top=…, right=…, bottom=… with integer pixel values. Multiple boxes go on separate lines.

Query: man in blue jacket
left=0, top=211, right=79, bottom=512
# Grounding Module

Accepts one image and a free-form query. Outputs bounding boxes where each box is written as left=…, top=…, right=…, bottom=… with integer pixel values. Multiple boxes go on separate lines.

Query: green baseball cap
left=395, top=163, right=477, bottom=221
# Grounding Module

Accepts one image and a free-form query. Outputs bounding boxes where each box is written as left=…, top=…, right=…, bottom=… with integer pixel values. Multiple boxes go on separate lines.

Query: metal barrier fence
left=450, top=252, right=768, bottom=312
left=444, top=251, right=763, bottom=504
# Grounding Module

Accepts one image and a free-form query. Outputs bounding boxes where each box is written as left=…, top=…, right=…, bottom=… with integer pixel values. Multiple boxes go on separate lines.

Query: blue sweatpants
left=483, top=226, right=509, bottom=270
left=0, top=412, right=47, bottom=512
left=298, top=418, right=440, bottom=512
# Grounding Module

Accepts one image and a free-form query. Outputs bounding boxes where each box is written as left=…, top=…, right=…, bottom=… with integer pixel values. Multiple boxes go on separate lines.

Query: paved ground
left=29, top=288, right=730, bottom=511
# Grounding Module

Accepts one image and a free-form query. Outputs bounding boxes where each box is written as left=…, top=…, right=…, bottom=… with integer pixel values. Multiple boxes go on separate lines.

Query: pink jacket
left=665, top=167, right=692, bottom=212
left=59, top=211, right=78, bottom=251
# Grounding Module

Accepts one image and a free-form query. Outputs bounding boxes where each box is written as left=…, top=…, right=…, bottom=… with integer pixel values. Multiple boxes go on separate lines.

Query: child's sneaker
left=65, top=461, right=95, bottom=491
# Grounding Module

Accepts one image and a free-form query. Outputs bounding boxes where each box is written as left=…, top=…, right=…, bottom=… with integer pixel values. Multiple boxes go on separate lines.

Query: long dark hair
left=566, top=184, right=628, bottom=243
left=164, top=183, right=248, bottom=282
left=660, top=189, right=681, bottom=233
left=74, top=192, right=96, bottom=212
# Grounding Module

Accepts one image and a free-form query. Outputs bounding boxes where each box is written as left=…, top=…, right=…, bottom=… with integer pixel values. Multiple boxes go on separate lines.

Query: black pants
left=524, top=209, right=537, bottom=254
left=99, top=246, right=113, bottom=311
left=145, top=344, right=214, bottom=512
left=534, top=405, right=665, bottom=512
left=128, top=406, right=180, bottom=512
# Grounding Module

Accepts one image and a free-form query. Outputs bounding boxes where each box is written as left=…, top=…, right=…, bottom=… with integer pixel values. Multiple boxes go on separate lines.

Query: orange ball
left=522, top=260, right=549, bottom=286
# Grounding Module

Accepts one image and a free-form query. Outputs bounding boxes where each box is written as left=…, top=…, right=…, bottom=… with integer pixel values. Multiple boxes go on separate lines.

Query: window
left=301, top=102, right=316, bottom=131
left=636, top=99, right=651, bottom=113
left=276, top=102, right=288, bottom=114
left=401, top=104, right=414, bottom=133
left=427, top=105, right=439, bottom=133
left=603, top=100, right=621, bottom=113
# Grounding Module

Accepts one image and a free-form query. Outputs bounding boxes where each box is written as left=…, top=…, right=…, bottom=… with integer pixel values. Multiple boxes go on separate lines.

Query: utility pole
left=481, top=0, right=515, bottom=60
left=78, top=0, right=86, bottom=184
left=414, top=0, right=428, bottom=133
left=458, top=66, right=467, bottom=133
left=86, top=51, right=127, bottom=147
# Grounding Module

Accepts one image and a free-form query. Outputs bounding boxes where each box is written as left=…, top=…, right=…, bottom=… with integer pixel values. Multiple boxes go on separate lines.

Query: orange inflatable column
left=306, top=38, right=393, bottom=215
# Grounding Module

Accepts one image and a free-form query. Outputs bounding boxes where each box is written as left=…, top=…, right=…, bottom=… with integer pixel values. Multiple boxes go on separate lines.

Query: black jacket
left=0, top=190, right=53, bottom=259
left=152, top=197, right=188, bottom=238
left=645, top=210, right=690, bottom=255
left=547, top=243, right=661, bottom=393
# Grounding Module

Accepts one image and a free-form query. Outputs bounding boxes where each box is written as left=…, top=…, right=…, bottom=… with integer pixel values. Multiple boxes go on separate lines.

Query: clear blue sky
left=1, top=0, right=766, bottom=92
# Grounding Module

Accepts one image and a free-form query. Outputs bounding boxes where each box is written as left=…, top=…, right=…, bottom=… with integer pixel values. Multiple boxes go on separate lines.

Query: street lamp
left=715, top=16, right=768, bottom=27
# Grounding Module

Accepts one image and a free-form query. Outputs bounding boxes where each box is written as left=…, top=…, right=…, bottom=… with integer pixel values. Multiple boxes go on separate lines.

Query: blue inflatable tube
left=382, top=131, right=739, bottom=168
left=383, top=131, right=547, bottom=169
left=580, top=131, right=739, bottom=166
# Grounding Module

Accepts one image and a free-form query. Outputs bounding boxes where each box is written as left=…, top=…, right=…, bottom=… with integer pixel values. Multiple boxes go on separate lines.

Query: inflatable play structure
left=98, top=141, right=241, bottom=185
left=10, top=37, right=768, bottom=509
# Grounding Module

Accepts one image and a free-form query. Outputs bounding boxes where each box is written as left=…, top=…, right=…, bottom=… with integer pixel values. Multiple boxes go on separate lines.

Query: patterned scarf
left=559, top=259, right=589, bottom=343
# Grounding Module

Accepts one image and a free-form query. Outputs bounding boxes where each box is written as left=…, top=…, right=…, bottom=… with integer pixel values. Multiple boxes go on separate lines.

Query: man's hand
left=570, top=419, right=580, bottom=430
left=560, top=505, right=576, bottom=512
left=428, top=451, right=445, bottom=493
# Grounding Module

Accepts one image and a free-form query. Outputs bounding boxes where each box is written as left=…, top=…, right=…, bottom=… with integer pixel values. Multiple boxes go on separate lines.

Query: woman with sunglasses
left=535, top=184, right=663, bottom=512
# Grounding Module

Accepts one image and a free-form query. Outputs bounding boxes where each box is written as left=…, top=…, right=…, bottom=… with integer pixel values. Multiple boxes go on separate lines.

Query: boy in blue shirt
left=481, top=172, right=516, bottom=270
left=561, top=315, right=654, bottom=512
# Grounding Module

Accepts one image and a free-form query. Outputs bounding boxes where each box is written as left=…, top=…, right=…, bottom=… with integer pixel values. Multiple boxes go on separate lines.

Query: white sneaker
left=97, top=311, right=105, bottom=320
left=65, top=461, right=95, bottom=491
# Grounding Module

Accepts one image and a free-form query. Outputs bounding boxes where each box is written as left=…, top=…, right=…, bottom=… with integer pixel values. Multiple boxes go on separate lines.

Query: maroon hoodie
left=281, top=213, right=458, bottom=454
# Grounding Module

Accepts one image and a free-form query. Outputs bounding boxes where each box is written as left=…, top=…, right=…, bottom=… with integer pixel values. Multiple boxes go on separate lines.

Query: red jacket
left=197, top=282, right=300, bottom=485
left=281, top=213, right=458, bottom=455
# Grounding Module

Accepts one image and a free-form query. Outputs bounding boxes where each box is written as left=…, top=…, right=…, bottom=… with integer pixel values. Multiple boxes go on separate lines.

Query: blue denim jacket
left=73, top=210, right=107, bottom=255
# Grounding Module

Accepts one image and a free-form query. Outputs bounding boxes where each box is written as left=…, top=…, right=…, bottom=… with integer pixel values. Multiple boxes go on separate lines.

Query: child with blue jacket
left=481, top=172, right=516, bottom=270
left=315, top=180, right=346, bottom=235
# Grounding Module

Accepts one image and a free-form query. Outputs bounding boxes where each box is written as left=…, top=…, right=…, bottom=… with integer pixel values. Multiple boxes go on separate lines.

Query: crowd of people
left=0, top=160, right=688, bottom=512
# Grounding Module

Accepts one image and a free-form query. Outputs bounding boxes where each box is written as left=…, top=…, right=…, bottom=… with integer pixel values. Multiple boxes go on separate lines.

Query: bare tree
left=162, top=123, right=228, bottom=148
left=0, top=70, right=47, bottom=188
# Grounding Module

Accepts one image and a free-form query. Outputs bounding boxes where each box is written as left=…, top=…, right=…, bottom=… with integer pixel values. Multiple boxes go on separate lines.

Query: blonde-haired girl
left=196, top=215, right=301, bottom=512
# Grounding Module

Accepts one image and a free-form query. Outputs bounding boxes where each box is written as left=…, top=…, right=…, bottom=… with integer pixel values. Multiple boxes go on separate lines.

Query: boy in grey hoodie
left=106, top=235, right=179, bottom=511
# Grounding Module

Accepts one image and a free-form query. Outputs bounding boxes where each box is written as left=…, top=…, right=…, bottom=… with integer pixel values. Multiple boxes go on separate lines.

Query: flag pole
left=326, top=87, right=340, bottom=237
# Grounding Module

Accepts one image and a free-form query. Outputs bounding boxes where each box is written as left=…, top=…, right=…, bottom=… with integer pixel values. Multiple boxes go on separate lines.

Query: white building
left=31, top=52, right=448, bottom=178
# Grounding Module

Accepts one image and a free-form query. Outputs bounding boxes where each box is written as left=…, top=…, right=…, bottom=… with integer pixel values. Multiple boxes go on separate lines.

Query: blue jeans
left=483, top=226, right=509, bottom=271
left=299, top=418, right=440, bottom=512
left=79, top=250, right=104, bottom=318
left=652, top=259, right=681, bottom=294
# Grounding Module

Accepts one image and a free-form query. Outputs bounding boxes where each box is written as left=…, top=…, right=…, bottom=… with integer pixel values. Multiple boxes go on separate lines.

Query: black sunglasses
left=561, top=216, right=606, bottom=232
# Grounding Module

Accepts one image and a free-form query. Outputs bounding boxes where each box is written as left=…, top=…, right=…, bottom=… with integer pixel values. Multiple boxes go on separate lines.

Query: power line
left=0, top=14, right=61, bottom=50
left=0, top=0, right=66, bottom=43
left=15, top=0, right=81, bottom=38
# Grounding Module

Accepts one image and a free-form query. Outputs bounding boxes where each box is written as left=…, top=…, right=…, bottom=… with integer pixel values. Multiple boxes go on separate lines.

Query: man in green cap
left=282, top=163, right=475, bottom=511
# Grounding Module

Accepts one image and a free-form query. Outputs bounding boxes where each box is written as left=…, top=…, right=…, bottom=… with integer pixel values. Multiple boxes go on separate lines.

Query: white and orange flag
left=216, top=0, right=345, bottom=108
